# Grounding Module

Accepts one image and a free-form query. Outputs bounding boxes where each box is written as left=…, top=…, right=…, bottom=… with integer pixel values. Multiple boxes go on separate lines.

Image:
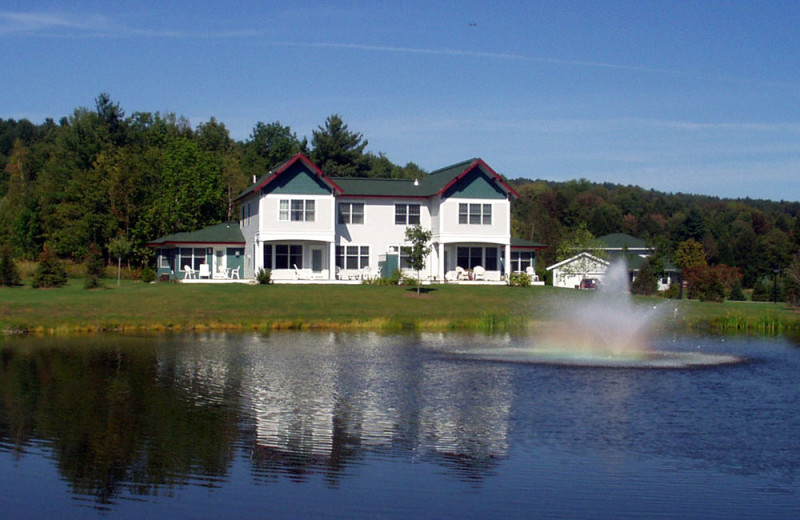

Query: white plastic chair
left=183, top=265, right=195, bottom=279
left=473, top=265, right=485, bottom=281
left=217, top=265, right=229, bottom=279
left=198, top=264, right=211, bottom=279
left=456, top=266, right=468, bottom=280
left=230, top=266, right=240, bottom=279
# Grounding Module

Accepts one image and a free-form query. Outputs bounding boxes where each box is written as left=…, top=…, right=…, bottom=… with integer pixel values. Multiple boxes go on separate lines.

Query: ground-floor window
left=456, top=246, right=499, bottom=270
left=399, top=246, right=413, bottom=268
left=179, top=248, right=206, bottom=271
left=510, top=250, right=535, bottom=272
left=263, top=244, right=272, bottom=269
left=158, top=249, right=171, bottom=269
left=274, top=244, right=303, bottom=269
left=336, top=245, right=369, bottom=269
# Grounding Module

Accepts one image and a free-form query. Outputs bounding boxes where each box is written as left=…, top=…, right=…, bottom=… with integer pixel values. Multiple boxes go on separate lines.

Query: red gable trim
left=252, top=153, right=343, bottom=195
left=436, top=158, right=520, bottom=199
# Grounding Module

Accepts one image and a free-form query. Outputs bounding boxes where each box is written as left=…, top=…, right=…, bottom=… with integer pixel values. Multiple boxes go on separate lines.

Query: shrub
left=507, top=272, right=531, bottom=287
left=752, top=276, right=783, bottom=303
left=31, top=246, right=68, bottom=288
left=401, top=275, right=419, bottom=288
left=84, top=243, right=105, bottom=289
left=786, top=256, right=800, bottom=308
left=0, top=246, right=22, bottom=287
left=728, top=279, right=746, bottom=301
left=256, top=267, right=272, bottom=285
left=141, top=266, right=156, bottom=284
left=661, top=283, right=681, bottom=299
left=631, top=257, right=659, bottom=295
left=684, top=265, right=725, bottom=302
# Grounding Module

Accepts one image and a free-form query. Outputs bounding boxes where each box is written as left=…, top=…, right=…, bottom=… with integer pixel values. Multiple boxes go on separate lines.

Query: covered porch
left=259, top=239, right=337, bottom=281
left=148, top=222, right=246, bottom=282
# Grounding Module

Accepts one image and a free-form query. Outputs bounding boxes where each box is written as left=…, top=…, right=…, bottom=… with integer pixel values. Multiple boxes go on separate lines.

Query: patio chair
left=456, top=266, right=469, bottom=281
left=183, top=265, right=195, bottom=279
left=445, top=270, right=459, bottom=282
left=217, top=265, right=229, bottom=279
left=526, top=266, right=538, bottom=281
left=473, top=265, right=485, bottom=281
left=230, top=266, right=240, bottom=279
left=198, top=264, right=211, bottom=279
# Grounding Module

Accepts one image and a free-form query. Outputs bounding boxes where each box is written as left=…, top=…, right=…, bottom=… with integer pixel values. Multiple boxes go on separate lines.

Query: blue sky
left=2, top=1, right=799, bottom=201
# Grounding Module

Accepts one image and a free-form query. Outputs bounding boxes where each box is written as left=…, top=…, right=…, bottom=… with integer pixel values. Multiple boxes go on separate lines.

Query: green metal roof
left=511, top=237, right=547, bottom=249
left=597, top=233, right=648, bottom=250
left=334, top=177, right=426, bottom=197
left=148, top=222, right=245, bottom=246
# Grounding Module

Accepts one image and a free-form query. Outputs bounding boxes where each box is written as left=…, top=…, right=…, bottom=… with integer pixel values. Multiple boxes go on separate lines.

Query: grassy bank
left=1, top=279, right=799, bottom=335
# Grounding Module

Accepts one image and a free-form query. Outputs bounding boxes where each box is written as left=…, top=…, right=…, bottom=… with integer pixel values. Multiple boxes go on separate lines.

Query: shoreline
left=2, top=280, right=799, bottom=337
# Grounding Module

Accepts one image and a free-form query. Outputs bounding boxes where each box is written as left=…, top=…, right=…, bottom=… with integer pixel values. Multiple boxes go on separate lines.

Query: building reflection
left=0, top=332, right=516, bottom=505
left=238, top=332, right=512, bottom=483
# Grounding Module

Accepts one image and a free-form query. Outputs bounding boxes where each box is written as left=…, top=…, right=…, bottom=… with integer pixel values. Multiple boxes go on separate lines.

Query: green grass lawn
left=1, top=279, right=798, bottom=335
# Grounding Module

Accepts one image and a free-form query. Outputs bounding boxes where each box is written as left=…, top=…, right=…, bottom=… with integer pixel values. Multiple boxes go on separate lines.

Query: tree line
left=1, top=94, right=799, bottom=301
left=0, top=94, right=423, bottom=266
left=509, top=177, right=800, bottom=302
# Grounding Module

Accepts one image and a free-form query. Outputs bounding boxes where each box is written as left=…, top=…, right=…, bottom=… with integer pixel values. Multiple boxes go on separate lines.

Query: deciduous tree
left=404, top=224, right=432, bottom=295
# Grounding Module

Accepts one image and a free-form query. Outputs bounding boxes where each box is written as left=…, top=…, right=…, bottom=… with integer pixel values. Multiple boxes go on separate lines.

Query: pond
left=1, top=331, right=799, bottom=519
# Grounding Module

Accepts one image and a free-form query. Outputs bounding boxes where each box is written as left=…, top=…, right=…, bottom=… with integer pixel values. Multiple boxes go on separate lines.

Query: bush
left=32, top=246, right=68, bottom=289
left=786, top=256, right=800, bottom=308
left=507, top=272, right=531, bottom=287
left=256, top=267, right=272, bottom=285
left=684, top=265, right=725, bottom=302
left=631, top=258, right=659, bottom=296
left=141, top=266, right=156, bottom=284
left=0, top=246, right=22, bottom=287
left=752, top=276, right=783, bottom=303
left=84, top=243, right=105, bottom=289
left=728, top=279, right=746, bottom=301
left=401, top=275, right=419, bottom=288
left=661, top=283, right=681, bottom=299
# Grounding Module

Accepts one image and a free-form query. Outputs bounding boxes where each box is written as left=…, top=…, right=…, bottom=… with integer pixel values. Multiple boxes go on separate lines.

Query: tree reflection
left=0, top=333, right=516, bottom=508
left=0, top=336, right=240, bottom=506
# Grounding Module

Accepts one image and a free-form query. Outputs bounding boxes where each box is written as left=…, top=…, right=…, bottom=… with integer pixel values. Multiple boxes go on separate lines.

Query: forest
left=1, top=94, right=799, bottom=300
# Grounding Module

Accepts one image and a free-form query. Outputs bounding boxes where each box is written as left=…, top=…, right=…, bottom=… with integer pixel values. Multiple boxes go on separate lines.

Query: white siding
left=436, top=197, right=510, bottom=245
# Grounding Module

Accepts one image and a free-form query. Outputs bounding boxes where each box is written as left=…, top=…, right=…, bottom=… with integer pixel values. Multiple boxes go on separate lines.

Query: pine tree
left=0, top=246, right=22, bottom=287
left=85, top=243, right=105, bottom=289
left=31, top=245, right=68, bottom=288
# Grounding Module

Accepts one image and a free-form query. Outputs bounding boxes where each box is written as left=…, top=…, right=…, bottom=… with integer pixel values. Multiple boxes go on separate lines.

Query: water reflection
left=1, top=331, right=799, bottom=514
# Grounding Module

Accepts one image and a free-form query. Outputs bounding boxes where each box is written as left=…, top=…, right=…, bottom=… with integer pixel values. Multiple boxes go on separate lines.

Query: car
left=579, top=278, right=598, bottom=290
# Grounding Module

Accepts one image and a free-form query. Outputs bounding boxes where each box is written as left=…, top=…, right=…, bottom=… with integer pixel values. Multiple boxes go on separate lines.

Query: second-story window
left=279, top=199, right=315, bottom=222
left=339, top=202, right=365, bottom=224
left=395, top=203, right=420, bottom=225
left=458, top=203, right=492, bottom=225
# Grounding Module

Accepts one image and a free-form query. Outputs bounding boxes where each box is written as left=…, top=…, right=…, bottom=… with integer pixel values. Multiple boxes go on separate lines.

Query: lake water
left=1, top=331, right=799, bottom=519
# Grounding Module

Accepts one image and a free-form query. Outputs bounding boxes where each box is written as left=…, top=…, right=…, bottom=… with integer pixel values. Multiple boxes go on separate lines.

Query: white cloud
left=0, top=11, right=113, bottom=35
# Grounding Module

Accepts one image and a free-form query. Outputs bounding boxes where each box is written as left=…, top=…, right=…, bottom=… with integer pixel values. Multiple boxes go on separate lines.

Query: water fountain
left=468, top=260, right=743, bottom=368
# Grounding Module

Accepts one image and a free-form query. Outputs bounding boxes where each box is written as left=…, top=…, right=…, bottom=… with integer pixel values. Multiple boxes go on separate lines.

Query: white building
left=232, top=153, right=544, bottom=282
